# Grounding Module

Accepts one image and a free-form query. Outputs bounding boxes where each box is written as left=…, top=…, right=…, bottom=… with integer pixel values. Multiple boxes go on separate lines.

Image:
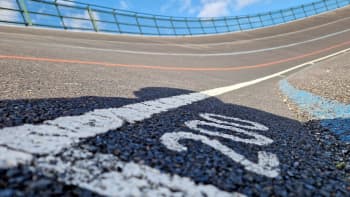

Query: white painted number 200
left=160, top=113, right=280, bottom=178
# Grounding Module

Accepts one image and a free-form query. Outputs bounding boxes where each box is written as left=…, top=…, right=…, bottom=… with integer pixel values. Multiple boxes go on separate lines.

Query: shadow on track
left=0, top=87, right=348, bottom=196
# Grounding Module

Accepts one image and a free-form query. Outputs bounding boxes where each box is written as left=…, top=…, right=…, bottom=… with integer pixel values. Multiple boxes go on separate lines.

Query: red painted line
left=0, top=41, right=349, bottom=71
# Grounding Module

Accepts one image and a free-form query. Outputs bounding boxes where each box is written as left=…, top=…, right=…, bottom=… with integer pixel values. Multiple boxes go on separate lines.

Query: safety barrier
left=0, top=0, right=349, bottom=36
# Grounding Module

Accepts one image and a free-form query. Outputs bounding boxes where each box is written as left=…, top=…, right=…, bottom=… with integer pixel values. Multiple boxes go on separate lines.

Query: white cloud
left=160, top=0, right=199, bottom=15
left=56, top=0, right=75, bottom=6
left=119, top=0, right=129, bottom=10
left=64, top=11, right=91, bottom=28
left=0, top=0, right=17, bottom=9
left=198, top=0, right=231, bottom=17
left=0, top=0, right=20, bottom=21
left=197, top=0, right=264, bottom=17
left=179, top=0, right=197, bottom=14
left=235, top=0, right=261, bottom=10
left=54, top=1, right=102, bottom=30
left=160, top=0, right=175, bottom=13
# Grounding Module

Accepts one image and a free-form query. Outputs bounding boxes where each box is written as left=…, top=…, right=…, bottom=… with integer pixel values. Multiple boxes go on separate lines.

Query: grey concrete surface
left=288, top=51, right=350, bottom=104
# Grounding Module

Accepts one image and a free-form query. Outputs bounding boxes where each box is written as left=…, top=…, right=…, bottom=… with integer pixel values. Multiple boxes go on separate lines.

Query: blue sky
left=73, top=0, right=318, bottom=17
left=2, top=0, right=335, bottom=35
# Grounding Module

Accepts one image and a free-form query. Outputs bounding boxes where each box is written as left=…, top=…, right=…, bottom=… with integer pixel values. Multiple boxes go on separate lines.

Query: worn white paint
left=0, top=109, right=125, bottom=155
left=0, top=147, right=33, bottom=169
left=200, top=113, right=269, bottom=131
left=0, top=92, right=210, bottom=156
left=161, top=113, right=278, bottom=177
left=195, top=113, right=272, bottom=145
left=185, top=120, right=273, bottom=145
left=161, top=132, right=279, bottom=178
left=38, top=150, right=246, bottom=197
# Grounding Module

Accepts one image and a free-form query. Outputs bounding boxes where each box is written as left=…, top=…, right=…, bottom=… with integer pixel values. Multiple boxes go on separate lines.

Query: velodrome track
left=0, top=5, right=350, bottom=196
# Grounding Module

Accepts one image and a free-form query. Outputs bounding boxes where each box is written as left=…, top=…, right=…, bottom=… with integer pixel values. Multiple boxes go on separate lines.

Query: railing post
left=199, top=19, right=206, bottom=34
left=247, top=16, right=253, bottom=29
left=323, top=0, right=329, bottom=10
left=87, top=6, right=98, bottom=32
left=335, top=0, right=340, bottom=8
left=185, top=18, right=192, bottom=35
left=211, top=18, right=218, bottom=33
left=269, top=12, right=275, bottom=25
left=291, top=8, right=297, bottom=20
left=170, top=17, right=177, bottom=35
left=236, top=17, right=242, bottom=31
left=311, top=2, right=317, bottom=14
left=258, top=14, right=263, bottom=27
left=280, top=10, right=286, bottom=23
left=135, top=14, right=143, bottom=34
left=301, top=5, right=308, bottom=17
left=153, top=16, right=160, bottom=35
left=112, top=9, right=122, bottom=33
left=54, top=0, right=66, bottom=29
left=17, top=0, right=32, bottom=26
left=223, top=17, right=230, bottom=32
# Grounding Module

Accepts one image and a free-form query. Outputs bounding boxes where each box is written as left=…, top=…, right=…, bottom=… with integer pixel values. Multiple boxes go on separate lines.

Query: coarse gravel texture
left=279, top=74, right=350, bottom=196
left=281, top=51, right=350, bottom=179
left=0, top=165, right=99, bottom=196
left=279, top=93, right=350, bottom=193
left=288, top=51, right=350, bottom=104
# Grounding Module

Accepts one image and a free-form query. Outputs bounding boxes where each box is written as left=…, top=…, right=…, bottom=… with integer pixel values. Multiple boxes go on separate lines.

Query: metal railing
left=0, top=0, right=349, bottom=36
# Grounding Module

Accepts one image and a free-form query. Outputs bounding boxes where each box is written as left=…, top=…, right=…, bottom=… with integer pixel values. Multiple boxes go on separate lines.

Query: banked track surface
left=0, top=5, right=350, bottom=197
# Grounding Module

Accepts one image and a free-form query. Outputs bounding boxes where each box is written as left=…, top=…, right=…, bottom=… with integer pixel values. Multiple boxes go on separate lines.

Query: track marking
left=0, top=46, right=349, bottom=196
left=0, top=46, right=349, bottom=159
left=162, top=132, right=279, bottom=177
left=185, top=119, right=272, bottom=145
left=161, top=113, right=279, bottom=178
left=0, top=40, right=350, bottom=71
left=1, top=28, right=350, bottom=56
left=38, top=150, right=245, bottom=197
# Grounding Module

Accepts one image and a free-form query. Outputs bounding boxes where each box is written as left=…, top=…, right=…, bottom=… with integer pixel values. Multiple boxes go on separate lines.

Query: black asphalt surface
left=1, top=5, right=350, bottom=197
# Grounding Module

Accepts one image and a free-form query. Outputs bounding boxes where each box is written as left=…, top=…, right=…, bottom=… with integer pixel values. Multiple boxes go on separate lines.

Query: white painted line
left=0, top=92, right=208, bottom=155
left=38, top=150, right=246, bottom=197
left=0, top=47, right=349, bottom=163
left=0, top=146, right=33, bottom=169
left=1, top=27, right=350, bottom=56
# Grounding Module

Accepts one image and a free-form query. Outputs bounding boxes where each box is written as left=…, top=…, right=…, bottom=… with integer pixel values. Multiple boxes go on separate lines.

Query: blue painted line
left=279, top=79, right=350, bottom=141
